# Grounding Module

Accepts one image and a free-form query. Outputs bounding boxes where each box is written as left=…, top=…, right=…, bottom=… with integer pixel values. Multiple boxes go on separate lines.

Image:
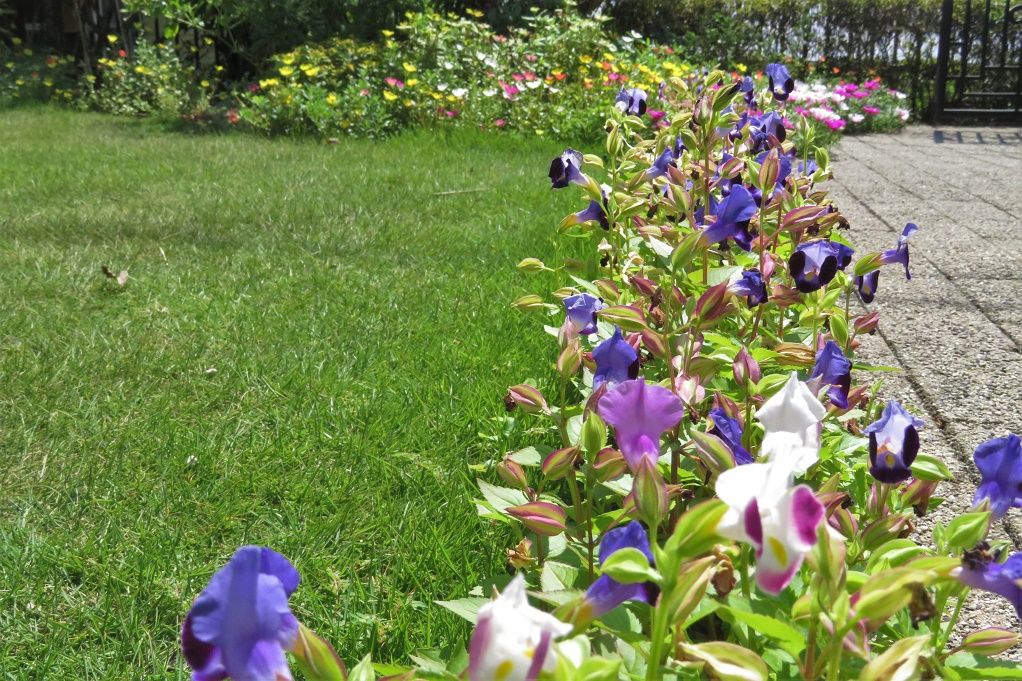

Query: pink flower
left=523, top=71, right=536, bottom=81
left=384, top=77, right=405, bottom=89
left=525, top=53, right=537, bottom=62
left=852, top=90, right=868, bottom=99
left=825, top=119, right=845, bottom=130
left=493, top=118, right=506, bottom=128
left=864, top=106, right=880, bottom=115
left=444, top=110, right=459, bottom=118
left=512, top=73, right=525, bottom=82
left=359, top=88, right=369, bottom=97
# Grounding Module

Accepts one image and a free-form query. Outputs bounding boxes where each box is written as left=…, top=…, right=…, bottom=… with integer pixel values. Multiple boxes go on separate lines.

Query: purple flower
left=765, top=63, right=794, bottom=101
left=730, top=269, right=767, bottom=307
left=592, top=328, right=639, bottom=388
left=581, top=521, right=658, bottom=618
left=645, top=147, right=675, bottom=180
left=958, top=551, right=1022, bottom=618
left=809, top=340, right=852, bottom=408
left=788, top=240, right=854, bottom=293
left=615, top=88, right=647, bottom=116
left=563, top=293, right=605, bottom=335
left=973, top=434, right=1022, bottom=518
left=879, top=223, right=918, bottom=279
left=700, top=185, right=758, bottom=251
left=855, top=270, right=880, bottom=304
left=740, top=76, right=755, bottom=108
left=182, top=546, right=300, bottom=681
left=549, top=149, right=587, bottom=189
left=563, top=185, right=610, bottom=230
left=708, top=407, right=753, bottom=465
left=598, top=378, right=683, bottom=472
left=864, top=400, right=923, bottom=483
left=749, top=112, right=786, bottom=151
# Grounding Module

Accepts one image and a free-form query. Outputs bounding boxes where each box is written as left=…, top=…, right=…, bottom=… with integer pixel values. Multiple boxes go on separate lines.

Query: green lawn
left=0, top=107, right=579, bottom=679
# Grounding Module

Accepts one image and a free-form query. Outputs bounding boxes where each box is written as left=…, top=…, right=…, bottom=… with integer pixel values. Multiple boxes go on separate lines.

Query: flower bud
left=506, top=384, right=550, bottom=414
left=861, top=514, right=913, bottom=552
left=542, top=446, right=581, bottom=481
left=693, top=282, right=731, bottom=327
left=594, top=278, right=620, bottom=301
left=641, top=327, right=670, bottom=360
left=507, top=501, right=567, bottom=537
left=828, top=506, right=859, bottom=539
left=770, top=284, right=802, bottom=307
left=517, top=258, right=547, bottom=273
left=633, top=458, right=669, bottom=528
left=512, top=294, right=546, bottom=311
left=556, top=341, right=582, bottom=378
left=711, top=549, right=736, bottom=598
left=902, top=479, right=938, bottom=516
left=853, top=310, right=881, bottom=335
left=507, top=538, right=535, bottom=570
left=630, top=276, right=659, bottom=299
left=732, top=346, right=761, bottom=388
left=773, top=342, right=816, bottom=368
left=959, top=628, right=1022, bottom=656
left=593, top=447, right=627, bottom=481
left=497, top=458, right=529, bottom=489
left=758, top=148, right=780, bottom=190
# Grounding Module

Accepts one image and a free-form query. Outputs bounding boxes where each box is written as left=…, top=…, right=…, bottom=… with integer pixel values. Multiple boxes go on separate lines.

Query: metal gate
left=935, top=0, right=1022, bottom=118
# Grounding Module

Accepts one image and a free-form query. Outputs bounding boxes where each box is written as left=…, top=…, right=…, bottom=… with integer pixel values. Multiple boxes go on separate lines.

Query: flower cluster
left=789, top=77, right=911, bottom=139
left=178, top=67, right=1020, bottom=681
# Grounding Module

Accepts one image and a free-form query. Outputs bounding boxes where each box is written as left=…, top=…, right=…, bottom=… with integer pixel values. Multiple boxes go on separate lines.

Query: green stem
left=645, top=605, right=669, bottom=681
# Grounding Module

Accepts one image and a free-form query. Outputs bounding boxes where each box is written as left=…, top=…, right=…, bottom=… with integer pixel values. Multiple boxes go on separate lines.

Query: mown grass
left=0, top=107, right=580, bottom=679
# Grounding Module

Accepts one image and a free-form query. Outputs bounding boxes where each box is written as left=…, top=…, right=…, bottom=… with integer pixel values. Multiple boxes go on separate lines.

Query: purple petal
left=598, top=379, right=683, bottom=472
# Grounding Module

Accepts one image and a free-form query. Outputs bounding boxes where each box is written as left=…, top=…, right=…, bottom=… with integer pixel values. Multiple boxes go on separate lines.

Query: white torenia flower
left=468, top=574, right=573, bottom=681
left=715, top=456, right=825, bottom=594
left=756, top=372, right=826, bottom=473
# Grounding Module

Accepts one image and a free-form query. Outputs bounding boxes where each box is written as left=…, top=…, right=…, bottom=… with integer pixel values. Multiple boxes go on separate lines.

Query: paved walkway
left=829, top=125, right=1022, bottom=647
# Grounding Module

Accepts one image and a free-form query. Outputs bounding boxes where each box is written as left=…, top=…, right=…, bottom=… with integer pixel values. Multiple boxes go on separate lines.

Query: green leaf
left=721, top=607, right=805, bottom=658
left=600, top=547, right=661, bottom=585
left=476, top=479, right=528, bottom=513
left=349, top=653, right=375, bottom=681
left=291, top=624, right=348, bottom=681
left=434, top=596, right=489, bottom=623
left=910, top=453, right=952, bottom=482
left=541, top=560, right=579, bottom=592
left=944, top=652, right=1022, bottom=679
left=945, top=511, right=992, bottom=550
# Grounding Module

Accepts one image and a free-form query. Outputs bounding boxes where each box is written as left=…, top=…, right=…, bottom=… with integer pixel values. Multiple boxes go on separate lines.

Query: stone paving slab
left=830, top=125, right=1022, bottom=649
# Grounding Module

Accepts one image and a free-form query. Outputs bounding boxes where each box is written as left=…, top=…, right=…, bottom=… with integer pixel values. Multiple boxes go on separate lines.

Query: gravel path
left=829, top=125, right=1022, bottom=652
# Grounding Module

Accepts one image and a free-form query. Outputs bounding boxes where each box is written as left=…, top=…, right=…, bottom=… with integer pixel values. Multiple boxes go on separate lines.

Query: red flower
left=118, top=49, right=127, bottom=58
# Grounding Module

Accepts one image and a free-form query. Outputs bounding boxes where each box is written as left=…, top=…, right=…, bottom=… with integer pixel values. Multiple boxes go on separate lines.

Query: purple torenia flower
left=958, top=551, right=1022, bottom=618
left=598, top=378, right=684, bottom=472
left=749, top=112, right=786, bottom=151
left=809, top=340, right=852, bottom=408
left=879, top=223, right=918, bottom=279
left=730, top=269, right=767, bottom=306
left=592, top=328, right=639, bottom=387
left=549, top=149, right=586, bottom=189
left=973, top=434, right=1022, bottom=518
left=700, top=185, right=758, bottom=251
left=865, top=400, right=923, bottom=483
left=645, top=147, right=675, bottom=180
left=708, top=407, right=753, bottom=465
left=581, top=521, right=658, bottom=618
left=740, top=76, right=755, bottom=107
left=788, top=240, right=854, bottom=293
left=765, top=63, right=794, bottom=101
left=182, top=546, right=300, bottom=681
left=855, top=270, right=880, bottom=304
left=563, top=293, right=604, bottom=335
left=615, top=88, right=647, bottom=116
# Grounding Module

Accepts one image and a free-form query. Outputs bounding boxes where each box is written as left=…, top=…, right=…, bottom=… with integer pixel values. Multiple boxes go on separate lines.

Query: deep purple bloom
left=565, top=185, right=610, bottom=230
left=809, top=340, right=852, bottom=408
left=973, top=434, right=1022, bottom=518
left=673, top=135, right=687, bottom=158
left=708, top=407, right=754, bottom=465
left=788, top=240, right=854, bottom=293
left=750, top=112, right=786, bottom=150
left=645, top=147, right=675, bottom=180
left=878, top=223, right=918, bottom=279
left=182, top=546, right=300, bottom=681
left=865, top=400, right=923, bottom=483
left=700, top=185, right=758, bottom=251
left=958, top=552, right=1022, bottom=618
left=615, top=88, right=647, bottom=116
left=581, top=521, right=658, bottom=618
left=798, top=158, right=819, bottom=176
left=563, top=293, right=605, bottom=335
left=740, top=76, right=755, bottom=108
left=730, top=269, right=767, bottom=306
left=549, top=149, right=587, bottom=189
left=598, top=378, right=684, bottom=472
left=765, top=63, right=794, bottom=101
left=592, top=328, right=639, bottom=388
left=855, top=270, right=880, bottom=303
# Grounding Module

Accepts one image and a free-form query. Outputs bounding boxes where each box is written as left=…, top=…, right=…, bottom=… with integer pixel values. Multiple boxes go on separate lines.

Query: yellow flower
left=300, top=65, right=320, bottom=77
left=201, top=79, right=210, bottom=88
left=446, top=94, right=456, bottom=102
left=405, top=78, right=419, bottom=87
left=282, top=54, right=296, bottom=65
left=466, top=8, right=484, bottom=17
left=736, top=63, right=748, bottom=73
left=579, top=55, right=593, bottom=64
left=11, top=37, right=21, bottom=45
left=16, top=79, right=24, bottom=85
left=430, top=92, right=441, bottom=100
left=402, top=62, right=417, bottom=73
left=43, top=78, right=53, bottom=87
left=215, top=65, right=224, bottom=72
left=403, top=99, right=413, bottom=107
left=107, top=34, right=118, bottom=44
left=383, top=90, right=398, bottom=101
left=259, top=78, right=279, bottom=88
left=279, top=66, right=295, bottom=77
left=204, top=37, right=214, bottom=46
left=381, top=30, right=394, bottom=37
left=326, top=93, right=338, bottom=105
left=134, top=65, right=149, bottom=75
left=4, top=62, right=12, bottom=69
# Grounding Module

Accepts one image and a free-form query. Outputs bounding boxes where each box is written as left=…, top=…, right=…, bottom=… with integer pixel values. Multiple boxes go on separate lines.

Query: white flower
left=468, top=574, right=573, bottom=681
left=452, top=88, right=468, bottom=98
left=896, top=107, right=910, bottom=121
left=756, top=372, right=826, bottom=473
left=715, top=455, right=824, bottom=594
left=850, top=113, right=865, bottom=123
left=482, top=88, right=498, bottom=97
left=526, top=80, right=542, bottom=89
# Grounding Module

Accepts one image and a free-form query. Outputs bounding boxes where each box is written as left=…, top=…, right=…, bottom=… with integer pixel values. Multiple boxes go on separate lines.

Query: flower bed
left=178, top=67, right=1022, bottom=681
